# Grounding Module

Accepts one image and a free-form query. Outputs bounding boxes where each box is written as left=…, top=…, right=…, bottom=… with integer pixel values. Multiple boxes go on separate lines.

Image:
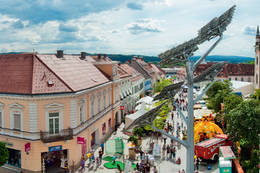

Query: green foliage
left=223, top=94, right=243, bottom=114
left=241, top=149, right=259, bottom=173
left=0, top=142, right=9, bottom=167
left=128, top=136, right=138, bottom=146
left=225, top=99, right=260, bottom=148
left=133, top=127, right=144, bottom=137
left=154, top=79, right=172, bottom=93
left=251, top=89, right=260, bottom=100
left=206, top=80, right=232, bottom=113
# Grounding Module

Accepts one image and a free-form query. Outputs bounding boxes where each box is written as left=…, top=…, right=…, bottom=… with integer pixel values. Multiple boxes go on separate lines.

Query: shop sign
left=25, top=143, right=31, bottom=153
left=77, top=137, right=85, bottom=144
left=49, top=145, right=62, bottom=152
left=1, top=141, right=13, bottom=147
left=120, top=106, right=125, bottom=110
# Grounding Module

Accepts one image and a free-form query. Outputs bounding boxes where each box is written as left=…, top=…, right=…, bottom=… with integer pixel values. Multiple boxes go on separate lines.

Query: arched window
left=235, top=77, right=237, bottom=81
left=79, top=99, right=85, bottom=123
left=98, top=92, right=101, bottom=112
left=241, top=77, right=244, bottom=81
left=103, top=89, right=106, bottom=109
left=91, top=94, right=95, bottom=116
left=257, top=56, right=258, bottom=65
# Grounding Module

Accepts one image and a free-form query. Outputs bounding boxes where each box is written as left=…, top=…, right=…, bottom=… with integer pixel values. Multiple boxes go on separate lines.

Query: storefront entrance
left=41, top=149, right=68, bottom=173
left=6, top=148, right=21, bottom=168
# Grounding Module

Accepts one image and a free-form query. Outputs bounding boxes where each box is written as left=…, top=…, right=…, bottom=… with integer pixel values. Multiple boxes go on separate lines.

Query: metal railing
left=40, top=128, right=73, bottom=143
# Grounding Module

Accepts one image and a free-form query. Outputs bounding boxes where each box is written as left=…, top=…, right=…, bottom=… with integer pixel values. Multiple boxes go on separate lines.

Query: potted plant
left=133, top=127, right=143, bottom=146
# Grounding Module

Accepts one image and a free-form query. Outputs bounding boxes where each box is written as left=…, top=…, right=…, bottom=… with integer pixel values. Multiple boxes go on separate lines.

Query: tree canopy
left=223, top=94, right=243, bottom=114
left=154, top=79, right=172, bottom=93
left=206, top=80, right=232, bottom=113
left=225, top=99, right=260, bottom=147
left=0, top=142, right=9, bottom=167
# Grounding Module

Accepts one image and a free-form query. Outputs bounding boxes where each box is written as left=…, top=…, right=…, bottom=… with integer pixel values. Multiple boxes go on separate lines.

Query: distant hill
left=189, top=55, right=254, bottom=64
left=0, top=52, right=254, bottom=64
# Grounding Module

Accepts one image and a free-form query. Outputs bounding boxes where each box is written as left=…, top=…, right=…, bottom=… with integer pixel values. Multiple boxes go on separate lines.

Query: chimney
left=98, top=54, right=101, bottom=60
left=56, top=50, right=63, bottom=58
left=80, top=52, right=86, bottom=60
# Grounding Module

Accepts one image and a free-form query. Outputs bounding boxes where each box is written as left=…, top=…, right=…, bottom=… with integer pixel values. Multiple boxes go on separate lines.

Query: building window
left=98, top=92, right=101, bottom=112
left=103, top=89, right=106, bottom=109
left=241, top=77, right=244, bottom=81
left=248, top=77, right=251, bottom=82
left=0, top=103, right=3, bottom=128
left=229, top=78, right=231, bottom=81
left=10, top=103, right=23, bottom=131
left=0, top=112, right=2, bottom=128
left=79, top=101, right=85, bottom=124
left=91, top=94, right=95, bottom=116
left=235, top=77, right=237, bottom=81
left=256, top=74, right=258, bottom=85
left=102, top=123, right=106, bottom=135
left=257, top=56, right=258, bottom=65
left=108, top=118, right=111, bottom=128
left=49, top=112, right=59, bottom=134
left=108, top=88, right=112, bottom=105
left=45, top=103, right=63, bottom=134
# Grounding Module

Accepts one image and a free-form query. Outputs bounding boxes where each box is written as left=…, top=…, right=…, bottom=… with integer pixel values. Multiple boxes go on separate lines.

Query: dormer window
left=47, top=80, right=54, bottom=87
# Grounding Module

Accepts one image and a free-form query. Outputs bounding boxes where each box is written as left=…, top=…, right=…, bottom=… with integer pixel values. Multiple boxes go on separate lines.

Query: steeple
left=257, top=25, right=260, bottom=36
left=256, top=25, right=260, bottom=45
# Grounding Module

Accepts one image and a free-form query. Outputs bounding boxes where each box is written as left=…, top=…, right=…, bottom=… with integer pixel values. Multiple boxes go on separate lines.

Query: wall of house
left=228, top=75, right=254, bottom=83
left=0, top=81, right=121, bottom=172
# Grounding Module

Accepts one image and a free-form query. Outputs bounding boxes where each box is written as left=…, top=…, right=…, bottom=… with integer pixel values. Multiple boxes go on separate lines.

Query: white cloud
left=0, top=0, right=259, bottom=57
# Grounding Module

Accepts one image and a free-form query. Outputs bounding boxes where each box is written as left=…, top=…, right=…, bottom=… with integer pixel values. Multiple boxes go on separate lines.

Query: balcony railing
left=40, top=128, right=73, bottom=143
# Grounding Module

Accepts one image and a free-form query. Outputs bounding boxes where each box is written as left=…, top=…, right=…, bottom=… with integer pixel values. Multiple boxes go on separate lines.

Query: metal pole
left=186, top=61, right=195, bottom=173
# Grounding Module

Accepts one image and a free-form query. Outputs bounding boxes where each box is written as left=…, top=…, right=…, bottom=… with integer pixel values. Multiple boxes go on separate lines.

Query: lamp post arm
left=151, top=125, right=189, bottom=148
left=172, top=102, right=188, bottom=125
left=194, top=80, right=217, bottom=103
left=193, top=36, right=223, bottom=70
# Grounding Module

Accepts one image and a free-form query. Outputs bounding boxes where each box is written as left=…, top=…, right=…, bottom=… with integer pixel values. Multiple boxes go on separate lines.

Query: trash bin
left=219, top=157, right=232, bottom=173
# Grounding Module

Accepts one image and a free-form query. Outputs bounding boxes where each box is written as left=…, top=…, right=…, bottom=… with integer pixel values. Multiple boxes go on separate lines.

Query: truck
left=195, top=134, right=233, bottom=162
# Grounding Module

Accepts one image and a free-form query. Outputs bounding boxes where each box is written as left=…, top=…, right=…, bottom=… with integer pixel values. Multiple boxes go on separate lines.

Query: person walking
left=153, top=166, right=158, bottom=173
left=166, top=145, right=170, bottom=160
left=79, top=157, right=85, bottom=172
left=98, top=149, right=103, bottom=164
left=162, top=144, right=166, bottom=159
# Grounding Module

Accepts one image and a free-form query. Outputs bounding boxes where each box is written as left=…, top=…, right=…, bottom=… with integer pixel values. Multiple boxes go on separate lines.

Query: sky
left=0, top=0, right=259, bottom=57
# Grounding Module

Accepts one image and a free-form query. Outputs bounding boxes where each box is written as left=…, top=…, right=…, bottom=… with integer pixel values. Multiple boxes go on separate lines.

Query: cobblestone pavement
left=77, top=108, right=219, bottom=173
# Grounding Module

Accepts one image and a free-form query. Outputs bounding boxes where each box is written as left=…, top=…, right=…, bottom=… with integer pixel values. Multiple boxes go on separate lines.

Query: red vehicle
left=195, top=134, right=233, bottom=162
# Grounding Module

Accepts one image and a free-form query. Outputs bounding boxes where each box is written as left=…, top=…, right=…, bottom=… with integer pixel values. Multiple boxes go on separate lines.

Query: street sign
left=49, top=145, right=62, bottom=152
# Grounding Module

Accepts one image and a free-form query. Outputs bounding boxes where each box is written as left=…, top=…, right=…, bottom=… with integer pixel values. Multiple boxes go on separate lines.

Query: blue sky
left=0, top=0, right=259, bottom=57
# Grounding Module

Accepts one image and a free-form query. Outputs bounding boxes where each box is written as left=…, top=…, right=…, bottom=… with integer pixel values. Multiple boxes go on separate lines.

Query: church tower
left=255, top=26, right=260, bottom=89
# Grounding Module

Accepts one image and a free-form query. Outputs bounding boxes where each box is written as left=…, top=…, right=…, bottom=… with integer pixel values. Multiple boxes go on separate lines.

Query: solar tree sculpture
left=158, top=5, right=236, bottom=172
left=125, top=5, right=236, bottom=173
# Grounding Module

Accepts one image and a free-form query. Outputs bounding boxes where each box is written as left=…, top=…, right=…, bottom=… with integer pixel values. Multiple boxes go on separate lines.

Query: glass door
left=49, top=112, right=59, bottom=134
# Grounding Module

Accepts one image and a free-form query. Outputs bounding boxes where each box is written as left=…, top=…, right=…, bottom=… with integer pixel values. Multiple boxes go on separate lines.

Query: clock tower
left=255, top=26, right=260, bottom=89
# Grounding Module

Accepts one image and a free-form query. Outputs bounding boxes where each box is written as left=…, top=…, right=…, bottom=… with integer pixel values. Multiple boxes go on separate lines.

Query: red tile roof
left=37, top=54, right=110, bottom=92
left=0, top=54, right=34, bottom=94
left=194, top=63, right=254, bottom=78
left=0, top=53, right=110, bottom=94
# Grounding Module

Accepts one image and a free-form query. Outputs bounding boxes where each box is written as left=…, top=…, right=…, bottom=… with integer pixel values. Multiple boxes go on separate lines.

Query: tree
left=223, top=94, right=243, bottom=114
left=154, top=79, right=172, bottom=93
left=206, top=80, right=232, bottom=113
left=0, top=142, right=9, bottom=167
left=225, top=99, right=260, bottom=172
